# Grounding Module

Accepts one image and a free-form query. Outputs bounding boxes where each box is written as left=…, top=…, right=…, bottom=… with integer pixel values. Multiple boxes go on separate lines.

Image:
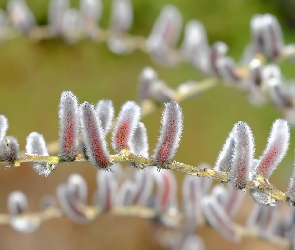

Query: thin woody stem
left=0, top=201, right=289, bottom=248
left=9, top=149, right=291, bottom=205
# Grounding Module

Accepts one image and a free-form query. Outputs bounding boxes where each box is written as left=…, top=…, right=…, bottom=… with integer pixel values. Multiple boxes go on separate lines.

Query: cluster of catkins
left=0, top=91, right=295, bottom=248
left=0, top=90, right=181, bottom=174
left=1, top=0, right=295, bottom=124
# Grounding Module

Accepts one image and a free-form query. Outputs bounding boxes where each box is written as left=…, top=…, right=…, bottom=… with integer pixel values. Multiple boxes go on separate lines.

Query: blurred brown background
left=0, top=0, right=294, bottom=249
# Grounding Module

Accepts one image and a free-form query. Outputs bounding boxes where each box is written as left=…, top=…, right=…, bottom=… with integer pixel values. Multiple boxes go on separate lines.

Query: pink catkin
left=153, top=101, right=182, bottom=164
left=63, top=113, right=76, bottom=156
left=160, top=172, right=171, bottom=210
left=230, top=122, right=254, bottom=189
left=257, top=144, right=279, bottom=177
left=224, top=186, right=244, bottom=218
left=115, top=121, right=130, bottom=150
left=256, top=119, right=289, bottom=179
left=132, top=173, right=147, bottom=205
left=202, top=197, right=239, bottom=242
left=96, top=172, right=117, bottom=210
left=157, top=122, right=177, bottom=164
left=112, top=101, right=141, bottom=152
left=80, top=102, right=110, bottom=169
left=59, top=91, right=79, bottom=161
left=67, top=186, right=85, bottom=218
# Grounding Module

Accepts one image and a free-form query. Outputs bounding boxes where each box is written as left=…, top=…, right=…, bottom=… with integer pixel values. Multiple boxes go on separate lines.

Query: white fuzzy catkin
left=223, top=185, right=245, bottom=218
left=7, top=0, right=36, bottom=33
left=7, top=191, right=40, bottom=233
left=110, top=0, right=133, bottom=34
left=80, top=102, right=110, bottom=169
left=216, top=56, right=241, bottom=83
left=58, top=91, right=79, bottom=161
left=133, top=170, right=153, bottom=206
left=80, top=0, right=102, bottom=33
left=57, top=174, right=89, bottom=224
left=202, top=196, right=240, bottom=242
left=214, top=126, right=235, bottom=173
left=255, top=119, right=289, bottom=179
left=153, top=101, right=183, bottom=164
left=230, top=121, right=255, bottom=189
left=7, top=190, right=28, bottom=216
left=152, top=168, right=177, bottom=213
left=26, top=132, right=55, bottom=177
left=95, top=170, right=117, bottom=210
left=0, top=115, right=8, bottom=141
left=138, top=67, right=158, bottom=102
left=182, top=174, right=204, bottom=227
left=0, top=136, right=19, bottom=163
left=107, top=0, right=133, bottom=54
left=116, top=180, right=134, bottom=206
left=130, top=122, right=149, bottom=158
left=148, top=5, right=182, bottom=48
left=112, top=101, right=141, bottom=152
left=247, top=204, right=279, bottom=237
left=48, top=0, right=69, bottom=36
left=181, top=20, right=209, bottom=68
left=96, top=100, right=114, bottom=136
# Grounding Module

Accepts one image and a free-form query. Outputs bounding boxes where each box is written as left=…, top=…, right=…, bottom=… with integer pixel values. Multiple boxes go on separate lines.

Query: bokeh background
left=0, top=0, right=293, bottom=249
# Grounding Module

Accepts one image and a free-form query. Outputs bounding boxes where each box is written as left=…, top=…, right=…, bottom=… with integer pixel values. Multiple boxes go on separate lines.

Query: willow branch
left=6, top=149, right=291, bottom=206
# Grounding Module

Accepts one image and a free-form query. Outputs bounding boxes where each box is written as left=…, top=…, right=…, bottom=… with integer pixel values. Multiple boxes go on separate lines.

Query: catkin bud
left=130, top=122, right=149, bottom=158
left=116, top=180, right=134, bottom=206
left=223, top=185, right=245, bottom=218
left=216, top=56, right=241, bottom=83
left=48, top=0, right=69, bottom=36
left=80, top=0, right=102, bottom=35
left=7, top=0, right=36, bottom=34
left=112, top=101, right=141, bottom=152
left=61, top=9, right=83, bottom=44
left=108, top=0, right=133, bottom=54
left=7, top=191, right=40, bottom=233
left=209, top=41, right=228, bottom=74
left=0, top=115, right=8, bottom=142
left=96, top=100, right=114, bottom=136
left=26, top=132, right=55, bottom=177
left=80, top=102, right=110, bottom=169
left=94, top=170, right=117, bottom=211
left=152, top=168, right=177, bottom=213
left=58, top=91, right=79, bottom=161
left=147, top=5, right=182, bottom=65
left=7, top=191, right=28, bottom=216
left=182, top=174, right=204, bottom=227
left=148, top=5, right=182, bottom=48
left=214, top=126, right=235, bottom=173
left=255, top=119, right=289, bottom=179
left=131, top=169, right=153, bottom=206
left=202, top=196, right=240, bottom=242
left=0, top=136, right=19, bottom=164
left=250, top=14, right=284, bottom=59
left=247, top=204, right=278, bottom=237
left=138, top=67, right=158, bottom=102
left=249, top=59, right=262, bottom=86
left=181, top=20, right=209, bottom=72
left=230, top=121, right=255, bottom=189
left=153, top=101, right=183, bottom=164
left=57, top=174, right=89, bottom=224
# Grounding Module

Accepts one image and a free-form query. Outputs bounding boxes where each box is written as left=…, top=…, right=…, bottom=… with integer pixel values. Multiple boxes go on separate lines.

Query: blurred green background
left=0, top=0, right=293, bottom=249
